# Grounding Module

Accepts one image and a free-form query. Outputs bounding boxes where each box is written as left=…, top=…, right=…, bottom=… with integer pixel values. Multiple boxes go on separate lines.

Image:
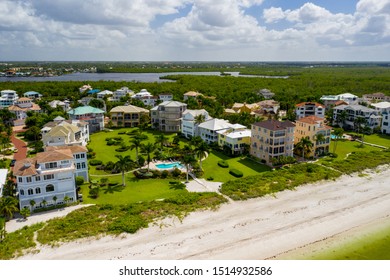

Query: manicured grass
left=80, top=177, right=188, bottom=205
left=328, top=139, right=383, bottom=159
left=361, top=134, right=390, bottom=148
left=88, top=128, right=178, bottom=174
left=202, top=150, right=271, bottom=182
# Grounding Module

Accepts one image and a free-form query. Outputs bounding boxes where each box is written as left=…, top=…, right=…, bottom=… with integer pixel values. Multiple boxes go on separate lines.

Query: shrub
left=161, top=170, right=169, bottom=178
left=106, top=140, right=116, bottom=146
left=75, top=176, right=84, bottom=186
left=218, top=160, right=229, bottom=168
left=118, top=131, right=126, bottom=135
left=207, top=176, right=214, bottom=181
left=229, top=169, right=243, bottom=177
left=108, top=215, right=148, bottom=234
left=171, top=168, right=181, bottom=177
left=89, top=159, right=103, bottom=166
left=89, top=187, right=100, bottom=198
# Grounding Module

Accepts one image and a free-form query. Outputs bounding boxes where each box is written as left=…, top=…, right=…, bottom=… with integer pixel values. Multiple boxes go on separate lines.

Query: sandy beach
left=17, top=165, right=390, bottom=260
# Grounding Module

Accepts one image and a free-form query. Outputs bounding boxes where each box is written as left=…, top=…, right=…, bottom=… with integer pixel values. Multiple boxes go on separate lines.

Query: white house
left=49, top=100, right=70, bottom=111
left=0, top=89, right=19, bottom=108
left=159, top=94, right=173, bottom=102
left=181, top=109, right=211, bottom=139
left=67, top=106, right=105, bottom=133
left=371, top=102, right=390, bottom=134
left=295, top=102, right=325, bottom=120
left=197, top=118, right=233, bottom=144
left=23, top=91, right=42, bottom=99
left=45, top=145, right=89, bottom=182
left=110, top=87, right=134, bottom=102
left=41, top=118, right=90, bottom=146
left=14, top=149, right=78, bottom=211
left=131, top=89, right=157, bottom=107
left=333, top=104, right=382, bottom=130
left=0, top=169, right=8, bottom=197
left=217, top=124, right=251, bottom=155
left=97, top=90, right=113, bottom=99
left=151, top=101, right=187, bottom=132
left=8, top=97, right=41, bottom=125
left=320, top=93, right=359, bottom=108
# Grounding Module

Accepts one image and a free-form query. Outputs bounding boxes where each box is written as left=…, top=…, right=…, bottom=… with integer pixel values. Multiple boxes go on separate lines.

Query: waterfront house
left=217, top=124, right=251, bottom=155
left=14, top=149, right=78, bottom=211
left=250, top=120, right=295, bottom=165
left=333, top=104, right=381, bottom=130
left=294, top=116, right=331, bottom=157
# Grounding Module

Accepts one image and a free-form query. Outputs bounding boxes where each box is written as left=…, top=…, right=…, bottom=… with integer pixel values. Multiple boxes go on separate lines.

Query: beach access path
left=18, top=165, right=390, bottom=260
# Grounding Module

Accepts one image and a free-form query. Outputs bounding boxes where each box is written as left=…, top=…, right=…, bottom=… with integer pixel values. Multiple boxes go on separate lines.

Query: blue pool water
left=155, top=162, right=184, bottom=169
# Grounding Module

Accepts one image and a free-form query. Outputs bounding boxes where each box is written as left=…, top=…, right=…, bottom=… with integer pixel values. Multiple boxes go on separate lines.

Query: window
left=45, top=162, right=58, bottom=169
left=36, top=187, right=41, bottom=194
left=80, top=153, right=85, bottom=158
left=75, top=154, right=81, bottom=159
left=46, top=184, right=55, bottom=192
left=77, top=163, right=81, bottom=169
left=18, top=177, right=23, bottom=183
left=44, top=174, right=54, bottom=180
left=28, top=189, right=34, bottom=195
left=35, top=176, right=41, bottom=182
left=81, top=162, right=86, bottom=169
left=26, top=177, right=32, bottom=183
left=20, top=189, right=25, bottom=196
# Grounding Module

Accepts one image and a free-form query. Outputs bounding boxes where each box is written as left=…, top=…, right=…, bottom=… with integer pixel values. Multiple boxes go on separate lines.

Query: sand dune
left=18, top=165, right=390, bottom=260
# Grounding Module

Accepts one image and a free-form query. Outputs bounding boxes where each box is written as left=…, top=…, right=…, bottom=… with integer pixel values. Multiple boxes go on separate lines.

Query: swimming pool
left=155, top=162, right=184, bottom=169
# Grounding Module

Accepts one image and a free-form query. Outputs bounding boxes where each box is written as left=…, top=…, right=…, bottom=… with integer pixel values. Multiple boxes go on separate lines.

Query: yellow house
left=110, top=105, right=149, bottom=127
left=217, top=124, right=251, bottom=155
left=294, top=116, right=331, bottom=157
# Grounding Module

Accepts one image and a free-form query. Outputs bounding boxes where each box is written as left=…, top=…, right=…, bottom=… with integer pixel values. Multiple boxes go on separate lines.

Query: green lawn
left=202, top=150, right=271, bottom=182
left=80, top=176, right=187, bottom=205
left=88, top=128, right=179, bottom=174
left=362, top=134, right=390, bottom=148
left=329, top=139, right=383, bottom=159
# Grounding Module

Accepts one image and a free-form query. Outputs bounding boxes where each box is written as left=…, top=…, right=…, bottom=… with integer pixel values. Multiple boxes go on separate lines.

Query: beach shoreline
left=16, top=165, right=390, bottom=260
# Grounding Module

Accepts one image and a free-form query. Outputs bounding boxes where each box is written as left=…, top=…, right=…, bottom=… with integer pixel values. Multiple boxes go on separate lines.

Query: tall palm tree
left=354, top=116, right=367, bottom=138
left=296, top=136, right=313, bottom=160
left=155, top=134, right=169, bottom=150
left=314, top=133, right=326, bottom=157
left=337, top=110, right=347, bottom=128
left=332, top=127, right=344, bottom=154
left=129, top=137, right=142, bottom=164
left=182, top=154, right=197, bottom=183
left=194, top=114, right=206, bottom=125
left=114, top=155, right=134, bottom=187
left=141, top=142, right=156, bottom=171
left=194, top=141, right=209, bottom=170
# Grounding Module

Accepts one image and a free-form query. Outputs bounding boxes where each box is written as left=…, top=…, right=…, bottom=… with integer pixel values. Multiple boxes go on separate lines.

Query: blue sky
left=0, top=0, right=389, bottom=61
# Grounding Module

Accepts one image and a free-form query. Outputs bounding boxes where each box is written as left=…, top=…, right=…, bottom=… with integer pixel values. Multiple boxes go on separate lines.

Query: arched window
left=28, top=189, right=33, bottom=195
left=46, top=184, right=55, bottom=192
left=36, top=187, right=41, bottom=194
left=20, top=189, right=25, bottom=196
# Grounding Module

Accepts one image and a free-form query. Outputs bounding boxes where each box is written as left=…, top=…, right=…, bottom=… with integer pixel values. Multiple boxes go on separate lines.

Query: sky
left=0, top=0, right=389, bottom=61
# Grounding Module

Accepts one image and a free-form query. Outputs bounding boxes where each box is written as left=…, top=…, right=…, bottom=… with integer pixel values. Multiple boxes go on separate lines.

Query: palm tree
left=182, top=155, right=197, bottom=183
left=360, top=125, right=372, bottom=146
left=114, top=155, right=134, bottom=187
left=155, top=134, right=169, bottom=150
left=194, top=114, right=206, bottom=125
left=41, top=199, right=47, bottom=208
left=336, top=110, right=347, bottom=128
left=141, top=142, right=156, bottom=171
left=20, top=207, right=31, bottom=220
left=64, top=196, right=71, bottom=205
left=0, top=196, right=19, bottom=220
left=0, top=196, right=19, bottom=237
left=29, top=199, right=36, bottom=211
left=53, top=196, right=58, bottom=207
left=314, top=133, right=326, bottom=156
left=129, top=137, right=142, bottom=164
left=354, top=116, right=367, bottom=138
left=194, top=141, right=209, bottom=170
left=296, top=136, right=313, bottom=160
left=332, top=127, right=344, bottom=154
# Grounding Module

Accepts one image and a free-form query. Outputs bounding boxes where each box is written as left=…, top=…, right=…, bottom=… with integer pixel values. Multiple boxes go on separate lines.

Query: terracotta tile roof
left=296, top=116, right=332, bottom=129
left=36, top=149, right=74, bottom=163
left=45, top=145, right=88, bottom=153
left=13, top=158, right=38, bottom=176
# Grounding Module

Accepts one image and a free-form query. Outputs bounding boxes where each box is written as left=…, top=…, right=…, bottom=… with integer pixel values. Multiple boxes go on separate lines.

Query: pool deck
left=148, top=160, right=186, bottom=172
